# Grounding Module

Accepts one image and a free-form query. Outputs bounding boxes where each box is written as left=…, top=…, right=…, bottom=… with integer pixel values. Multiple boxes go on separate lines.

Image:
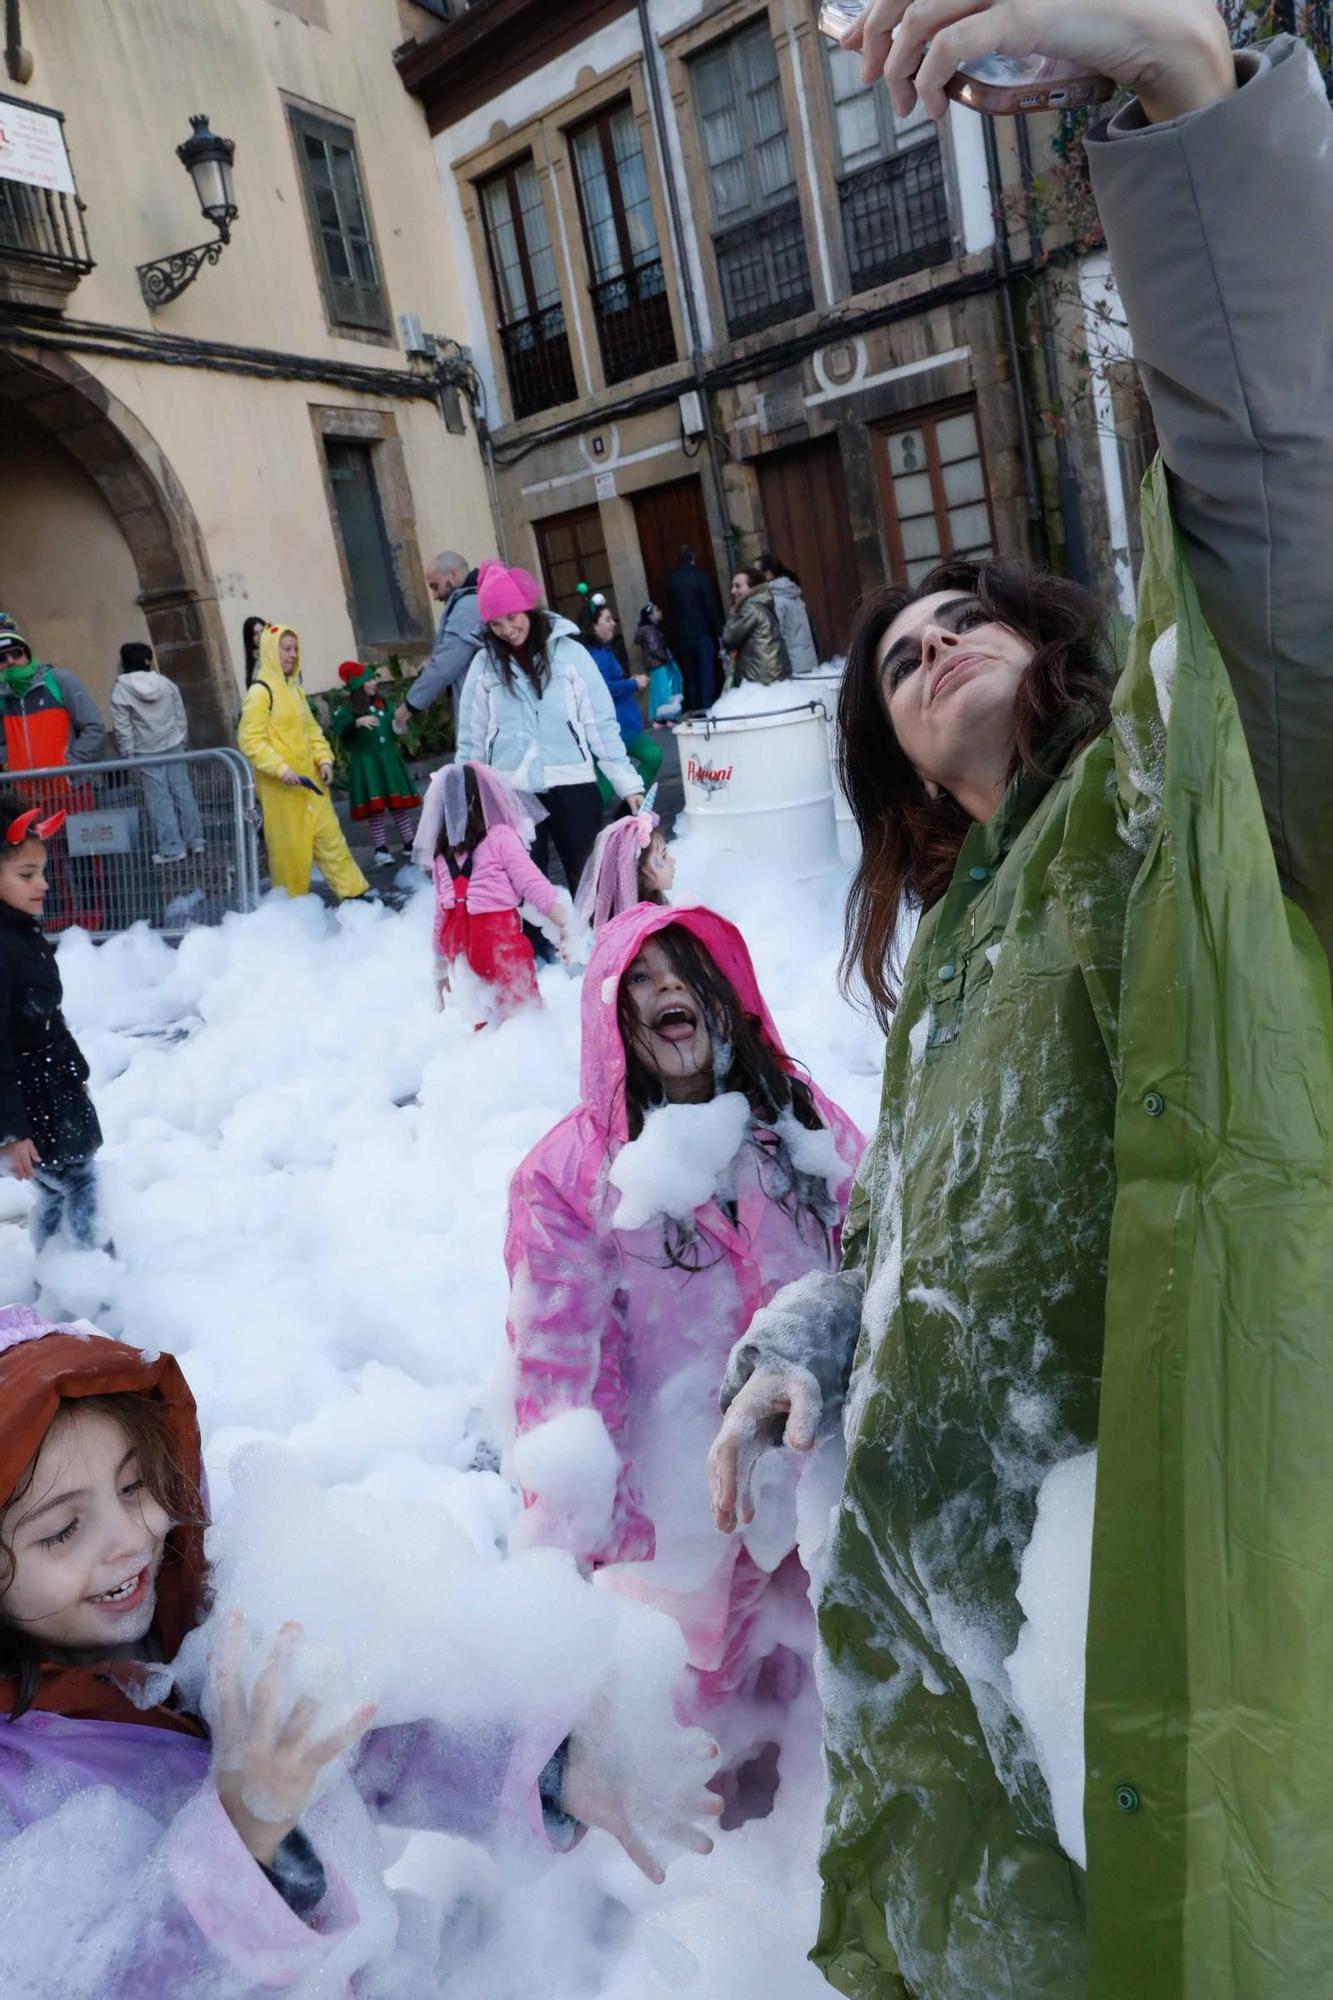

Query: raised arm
left=1087, top=36, right=1333, bottom=952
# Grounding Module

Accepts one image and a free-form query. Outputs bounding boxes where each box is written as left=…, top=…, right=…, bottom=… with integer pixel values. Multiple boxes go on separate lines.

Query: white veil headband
left=413, top=761, right=547, bottom=867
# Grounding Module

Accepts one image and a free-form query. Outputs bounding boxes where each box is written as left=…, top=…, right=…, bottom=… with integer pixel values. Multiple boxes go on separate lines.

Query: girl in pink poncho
left=574, top=808, right=676, bottom=931
left=505, top=904, right=864, bottom=1820
left=415, top=761, right=572, bottom=1020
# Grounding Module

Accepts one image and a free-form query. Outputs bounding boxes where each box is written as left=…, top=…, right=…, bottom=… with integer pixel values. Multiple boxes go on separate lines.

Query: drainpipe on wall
left=5, top=0, right=34, bottom=84
left=980, top=114, right=1049, bottom=568
left=1014, top=115, right=1090, bottom=585
left=634, top=0, right=737, bottom=573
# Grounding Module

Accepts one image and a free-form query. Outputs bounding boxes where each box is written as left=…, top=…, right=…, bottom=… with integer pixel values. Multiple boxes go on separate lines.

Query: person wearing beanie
left=0, top=620, right=107, bottom=931
left=329, top=660, right=420, bottom=868
left=455, top=563, right=643, bottom=916
left=236, top=624, right=369, bottom=902
left=109, top=641, right=204, bottom=866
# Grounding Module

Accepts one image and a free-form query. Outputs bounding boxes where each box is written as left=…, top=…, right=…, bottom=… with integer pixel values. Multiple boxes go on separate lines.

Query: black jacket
left=665, top=561, right=723, bottom=649
left=0, top=902, right=101, bottom=1162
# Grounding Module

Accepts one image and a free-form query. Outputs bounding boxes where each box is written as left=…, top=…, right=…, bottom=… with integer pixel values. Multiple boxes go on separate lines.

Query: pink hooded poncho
left=504, top=905, right=865, bottom=1704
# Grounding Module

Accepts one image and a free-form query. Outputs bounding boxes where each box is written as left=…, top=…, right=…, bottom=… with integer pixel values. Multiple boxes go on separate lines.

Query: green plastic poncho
left=813, top=462, right=1333, bottom=1999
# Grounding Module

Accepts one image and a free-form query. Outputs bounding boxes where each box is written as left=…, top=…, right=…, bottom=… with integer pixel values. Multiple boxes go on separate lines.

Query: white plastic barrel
left=674, top=699, right=838, bottom=877
left=806, top=664, right=859, bottom=864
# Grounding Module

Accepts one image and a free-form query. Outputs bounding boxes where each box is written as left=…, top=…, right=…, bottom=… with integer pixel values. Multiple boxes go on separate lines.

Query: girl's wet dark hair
left=837, top=557, right=1115, bottom=1028
left=435, top=763, right=487, bottom=857
left=0, top=1391, right=207, bottom=1721
left=484, top=607, right=555, bottom=696
left=616, top=924, right=836, bottom=1270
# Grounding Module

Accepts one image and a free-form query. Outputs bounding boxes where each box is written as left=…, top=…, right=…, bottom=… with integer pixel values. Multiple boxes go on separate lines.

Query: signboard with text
left=0, top=95, right=76, bottom=198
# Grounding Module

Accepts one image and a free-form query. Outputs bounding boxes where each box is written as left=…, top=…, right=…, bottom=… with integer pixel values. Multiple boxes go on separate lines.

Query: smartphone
left=816, top=0, right=1115, bottom=115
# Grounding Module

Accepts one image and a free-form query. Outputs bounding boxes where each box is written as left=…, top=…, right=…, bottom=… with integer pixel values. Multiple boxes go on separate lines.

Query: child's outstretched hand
left=1, top=1138, right=41, bottom=1181
left=355, top=715, right=379, bottom=731
left=209, top=1612, right=377, bottom=1867
left=561, top=1706, right=723, bottom=1884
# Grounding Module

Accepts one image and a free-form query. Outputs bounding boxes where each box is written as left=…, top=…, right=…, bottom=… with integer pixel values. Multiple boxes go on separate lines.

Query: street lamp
left=137, top=115, right=238, bottom=310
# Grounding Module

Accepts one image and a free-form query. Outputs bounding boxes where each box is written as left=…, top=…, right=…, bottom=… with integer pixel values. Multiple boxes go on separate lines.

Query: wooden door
left=535, top=505, right=613, bottom=624
left=756, top=437, right=861, bottom=660
left=631, top=476, right=720, bottom=618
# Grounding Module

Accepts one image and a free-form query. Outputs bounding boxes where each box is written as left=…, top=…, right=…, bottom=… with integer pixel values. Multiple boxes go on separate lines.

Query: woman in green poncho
left=707, top=2, right=1333, bottom=1996
left=330, top=660, right=421, bottom=870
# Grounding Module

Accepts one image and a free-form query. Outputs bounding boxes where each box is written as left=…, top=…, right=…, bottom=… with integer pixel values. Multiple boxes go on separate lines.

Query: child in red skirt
left=423, top=762, right=571, bottom=1023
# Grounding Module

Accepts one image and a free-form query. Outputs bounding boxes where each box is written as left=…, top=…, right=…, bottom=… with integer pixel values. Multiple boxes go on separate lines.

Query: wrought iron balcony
left=0, top=175, right=93, bottom=280
left=714, top=199, right=813, bottom=341
left=838, top=143, right=951, bottom=295
left=590, top=257, right=676, bottom=385
left=497, top=302, right=577, bottom=419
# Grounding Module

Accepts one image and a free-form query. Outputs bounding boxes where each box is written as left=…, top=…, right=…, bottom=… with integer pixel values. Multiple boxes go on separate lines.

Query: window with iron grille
left=477, top=156, right=578, bottom=419
left=0, top=93, right=94, bottom=283
left=824, top=44, right=951, bottom=294
left=689, top=25, right=813, bottom=339
left=288, top=106, right=390, bottom=334
left=875, top=403, right=994, bottom=588
left=569, top=101, right=676, bottom=385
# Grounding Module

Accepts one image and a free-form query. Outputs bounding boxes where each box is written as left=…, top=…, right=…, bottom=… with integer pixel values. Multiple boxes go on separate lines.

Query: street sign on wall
left=0, top=95, right=77, bottom=198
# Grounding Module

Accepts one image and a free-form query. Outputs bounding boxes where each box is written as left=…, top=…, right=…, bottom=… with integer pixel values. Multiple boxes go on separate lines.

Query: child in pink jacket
left=505, top=905, right=864, bottom=1818
left=574, top=806, right=676, bottom=931
left=416, top=761, right=571, bottom=1019
left=0, top=1307, right=719, bottom=1993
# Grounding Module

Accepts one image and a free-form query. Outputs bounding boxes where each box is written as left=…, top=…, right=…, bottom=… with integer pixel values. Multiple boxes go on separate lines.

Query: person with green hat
left=329, top=661, right=420, bottom=869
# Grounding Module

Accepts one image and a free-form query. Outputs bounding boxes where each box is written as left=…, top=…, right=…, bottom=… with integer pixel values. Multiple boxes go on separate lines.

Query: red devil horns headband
left=6, top=807, right=65, bottom=846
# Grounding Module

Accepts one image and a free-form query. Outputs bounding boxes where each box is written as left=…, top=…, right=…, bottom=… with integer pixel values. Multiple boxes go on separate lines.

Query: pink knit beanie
left=476, top=562, right=543, bottom=622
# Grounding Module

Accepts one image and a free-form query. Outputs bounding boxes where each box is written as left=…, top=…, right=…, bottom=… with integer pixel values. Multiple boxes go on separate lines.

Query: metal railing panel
left=5, top=749, right=261, bottom=942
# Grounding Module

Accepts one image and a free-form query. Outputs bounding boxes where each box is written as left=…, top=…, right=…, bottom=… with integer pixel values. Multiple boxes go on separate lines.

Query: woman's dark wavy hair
left=0, top=1391, right=207, bottom=1721
left=484, top=607, right=555, bottom=696
left=242, top=614, right=266, bottom=689
left=615, top=924, right=837, bottom=1271
left=837, top=557, right=1114, bottom=1028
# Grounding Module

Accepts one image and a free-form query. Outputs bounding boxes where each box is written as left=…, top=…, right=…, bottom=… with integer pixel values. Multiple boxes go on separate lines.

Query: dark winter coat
left=665, top=560, right=723, bottom=649
left=722, top=584, right=791, bottom=686
left=0, top=901, right=101, bottom=1163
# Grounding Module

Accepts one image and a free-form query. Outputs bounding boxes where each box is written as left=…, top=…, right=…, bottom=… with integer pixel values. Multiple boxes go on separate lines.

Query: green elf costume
left=330, top=661, right=420, bottom=868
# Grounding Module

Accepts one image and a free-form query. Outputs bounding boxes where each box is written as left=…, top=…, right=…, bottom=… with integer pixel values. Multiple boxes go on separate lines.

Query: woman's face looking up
left=876, top=591, right=1034, bottom=815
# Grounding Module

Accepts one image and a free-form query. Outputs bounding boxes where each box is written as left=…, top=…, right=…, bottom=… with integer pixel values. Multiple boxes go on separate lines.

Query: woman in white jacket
left=455, top=564, right=642, bottom=903
left=110, top=642, right=205, bottom=865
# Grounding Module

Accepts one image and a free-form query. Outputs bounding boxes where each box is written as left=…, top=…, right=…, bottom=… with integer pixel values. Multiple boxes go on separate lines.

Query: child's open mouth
left=653, top=1003, right=698, bottom=1045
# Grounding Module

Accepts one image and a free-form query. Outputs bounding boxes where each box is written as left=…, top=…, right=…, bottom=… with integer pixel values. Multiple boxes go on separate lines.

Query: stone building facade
left=397, top=0, right=1147, bottom=670
left=0, top=0, right=491, bottom=739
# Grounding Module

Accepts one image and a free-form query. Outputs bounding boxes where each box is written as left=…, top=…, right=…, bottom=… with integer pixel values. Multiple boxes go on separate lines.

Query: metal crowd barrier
left=5, top=749, right=262, bottom=942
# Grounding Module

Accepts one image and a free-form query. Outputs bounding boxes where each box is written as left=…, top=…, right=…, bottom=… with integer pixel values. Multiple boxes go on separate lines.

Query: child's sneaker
left=152, top=851, right=186, bottom=865
left=189, top=841, right=206, bottom=856
left=373, top=847, right=394, bottom=868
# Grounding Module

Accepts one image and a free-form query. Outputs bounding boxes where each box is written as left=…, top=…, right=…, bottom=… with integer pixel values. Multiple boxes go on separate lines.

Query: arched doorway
left=0, top=344, right=233, bottom=742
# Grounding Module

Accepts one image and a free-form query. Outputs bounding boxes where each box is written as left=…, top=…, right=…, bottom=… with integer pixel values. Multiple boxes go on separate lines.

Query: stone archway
left=0, top=343, right=233, bottom=743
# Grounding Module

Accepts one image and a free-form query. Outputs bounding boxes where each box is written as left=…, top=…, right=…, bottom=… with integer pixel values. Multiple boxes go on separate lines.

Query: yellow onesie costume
left=237, top=623, right=369, bottom=902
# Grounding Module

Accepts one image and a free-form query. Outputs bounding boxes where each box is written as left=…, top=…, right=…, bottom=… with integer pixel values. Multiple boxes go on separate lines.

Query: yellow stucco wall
left=0, top=402, right=151, bottom=711
left=2, top=0, right=491, bottom=698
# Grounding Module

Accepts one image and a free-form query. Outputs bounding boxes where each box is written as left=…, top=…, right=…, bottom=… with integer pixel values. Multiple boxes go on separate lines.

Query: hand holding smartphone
left=819, top=0, right=1115, bottom=117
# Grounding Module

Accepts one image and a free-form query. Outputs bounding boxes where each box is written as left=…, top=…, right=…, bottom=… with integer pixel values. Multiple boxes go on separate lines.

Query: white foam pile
left=0, top=825, right=1090, bottom=1990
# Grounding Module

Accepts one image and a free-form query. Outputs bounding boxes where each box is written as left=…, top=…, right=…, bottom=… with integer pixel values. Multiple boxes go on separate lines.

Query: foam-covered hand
left=210, top=1613, right=376, bottom=1867
left=562, top=1704, right=723, bottom=1885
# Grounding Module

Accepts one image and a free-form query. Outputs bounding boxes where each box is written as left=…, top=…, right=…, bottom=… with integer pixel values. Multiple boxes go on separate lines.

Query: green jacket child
left=330, top=662, right=420, bottom=867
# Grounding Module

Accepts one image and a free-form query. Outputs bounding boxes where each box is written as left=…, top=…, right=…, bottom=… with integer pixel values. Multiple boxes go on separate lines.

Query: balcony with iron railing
left=496, top=301, right=578, bottom=419
left=590, top=257, right=676, bottom=386
left=837, top=142, right=951, bottom=295
left=714, top=199, right=813, bottom=341
left=0, top=174, right=93, bottom=304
